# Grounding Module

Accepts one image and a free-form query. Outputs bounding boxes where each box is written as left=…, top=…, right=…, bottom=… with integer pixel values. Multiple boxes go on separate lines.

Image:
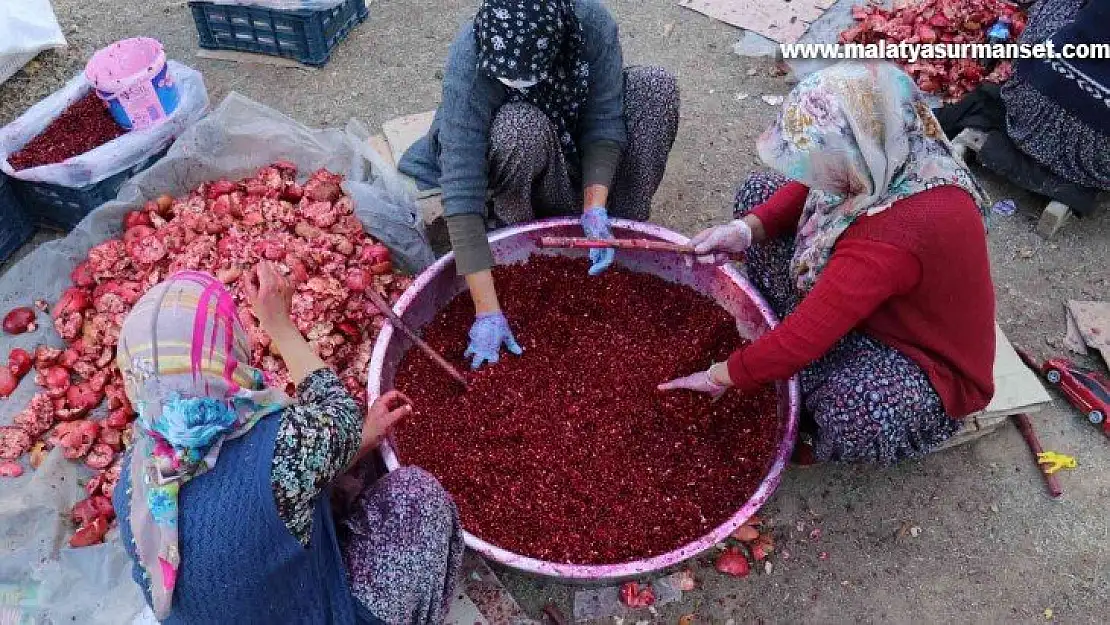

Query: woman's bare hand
left=358, top=390, right=414, bottom=461
left=245, top=261, right=294, bottom=333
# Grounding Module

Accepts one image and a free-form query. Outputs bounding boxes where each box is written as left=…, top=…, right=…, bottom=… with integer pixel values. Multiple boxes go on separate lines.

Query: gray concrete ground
left=2, top=0, right=1108, bottom=623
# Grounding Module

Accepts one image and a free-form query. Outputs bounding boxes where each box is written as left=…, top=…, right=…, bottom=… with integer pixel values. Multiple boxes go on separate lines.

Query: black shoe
left=977, top=131, right=1100, bottom=216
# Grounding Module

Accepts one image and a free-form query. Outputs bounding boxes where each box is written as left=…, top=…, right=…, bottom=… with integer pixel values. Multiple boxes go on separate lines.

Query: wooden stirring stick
left=364, top=288, right=468, bottom=388
left=538, top=236, right=743, bottom=260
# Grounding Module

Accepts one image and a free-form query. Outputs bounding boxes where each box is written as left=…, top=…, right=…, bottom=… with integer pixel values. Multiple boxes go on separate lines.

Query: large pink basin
left=369, top=218, right=800, bottom=581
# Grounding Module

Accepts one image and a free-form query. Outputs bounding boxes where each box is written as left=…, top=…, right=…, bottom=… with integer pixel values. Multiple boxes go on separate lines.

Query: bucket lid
left=85, top=37, right=167, bottom=93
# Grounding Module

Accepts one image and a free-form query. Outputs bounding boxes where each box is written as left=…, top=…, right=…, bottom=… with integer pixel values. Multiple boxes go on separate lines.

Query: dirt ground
left=2, top=0, right=1108, bottom=623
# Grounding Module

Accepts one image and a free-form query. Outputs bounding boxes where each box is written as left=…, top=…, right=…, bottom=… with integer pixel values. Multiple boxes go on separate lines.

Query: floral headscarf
left=116, top=271, right=292, bottom=620
left=474, top=0, right=589, bottom=157
left=756, top=61, right=989, bottom=292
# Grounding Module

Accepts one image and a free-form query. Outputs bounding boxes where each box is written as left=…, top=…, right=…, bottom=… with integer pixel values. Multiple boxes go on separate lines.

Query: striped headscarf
left=116, top=271, right=292, bottom=620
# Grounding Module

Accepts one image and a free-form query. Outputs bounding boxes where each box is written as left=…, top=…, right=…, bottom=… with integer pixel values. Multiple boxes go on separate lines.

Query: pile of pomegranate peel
left=0, top=163, right=412, bottom=547
left=715, top=515, right=775, bottom=578
left=839, top=0, right=1026, bottom=100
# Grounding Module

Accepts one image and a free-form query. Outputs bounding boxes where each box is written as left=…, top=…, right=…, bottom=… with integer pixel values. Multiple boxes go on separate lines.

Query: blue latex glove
left=581, top=206, right=615, bottom=276
left=465, top=312, right=524, bottom=369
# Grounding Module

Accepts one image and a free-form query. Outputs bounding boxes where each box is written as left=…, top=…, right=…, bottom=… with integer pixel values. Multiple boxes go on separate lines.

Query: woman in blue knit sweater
left=399, top=0, right=680, bottom=371
left=113, top=265, right=463, bottom=624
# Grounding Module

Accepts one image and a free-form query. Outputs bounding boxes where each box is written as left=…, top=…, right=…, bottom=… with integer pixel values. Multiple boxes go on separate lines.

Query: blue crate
left=0, top=173, right=35, bottom=263
left=12, top=148, right=167, bottom=232
left=189, top=0, right=368, bottom=67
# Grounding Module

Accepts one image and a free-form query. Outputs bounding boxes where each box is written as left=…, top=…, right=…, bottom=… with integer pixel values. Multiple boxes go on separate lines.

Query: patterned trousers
left=734, top=171, right=962, bottom=464
left=337, top=465, right=465, bottom=625
left=487, top=66, right=680, bottom=224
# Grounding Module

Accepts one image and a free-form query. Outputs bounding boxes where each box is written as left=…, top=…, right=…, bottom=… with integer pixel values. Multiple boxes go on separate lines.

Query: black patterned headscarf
left=475, top=0, right=590, bottom=158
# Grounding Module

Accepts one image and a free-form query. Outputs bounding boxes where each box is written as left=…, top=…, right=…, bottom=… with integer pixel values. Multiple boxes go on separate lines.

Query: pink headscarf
left=116, top=271, right=292, bottom=619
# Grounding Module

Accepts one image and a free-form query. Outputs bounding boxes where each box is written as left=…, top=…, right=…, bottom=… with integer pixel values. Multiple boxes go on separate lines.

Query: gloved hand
left=465, top=312, right=524, bottom=369
left=657, top=366, right=730, bottom=400
left=689, top=219, right=753, bottom=265
left=581, top=206, right=615, bottom=276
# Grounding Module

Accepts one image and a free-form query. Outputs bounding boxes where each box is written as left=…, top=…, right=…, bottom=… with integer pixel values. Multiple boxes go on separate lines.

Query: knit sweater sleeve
left=271, top=368, right=362, bottom=546
left=726, top=239, right=921, bottom=390
left=576, top=1, right=627, bottom=152
left=749, top=181, right=810, bottom=240
left=438, top=27, right=506, bottom=218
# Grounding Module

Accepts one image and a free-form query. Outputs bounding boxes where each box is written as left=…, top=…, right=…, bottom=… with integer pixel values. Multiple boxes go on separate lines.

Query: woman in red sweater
left=659, top=62, right=997, bottom=464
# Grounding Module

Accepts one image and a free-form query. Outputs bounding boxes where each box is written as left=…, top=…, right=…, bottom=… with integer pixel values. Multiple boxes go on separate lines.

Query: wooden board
left=677, top=0, right=837, bottom=43
left=382, top=110, right=436, bottom=163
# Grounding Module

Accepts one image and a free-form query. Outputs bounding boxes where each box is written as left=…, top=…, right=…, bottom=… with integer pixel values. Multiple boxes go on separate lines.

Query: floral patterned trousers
left=735, top=171, right=962, bottom=464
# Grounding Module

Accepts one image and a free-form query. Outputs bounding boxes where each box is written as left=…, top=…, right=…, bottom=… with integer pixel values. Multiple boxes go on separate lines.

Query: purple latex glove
left=581, top=206, right=615, bottom=276
left=465, top=312, right=524, bottom=369
left=657, top=369, right=729, bottom=400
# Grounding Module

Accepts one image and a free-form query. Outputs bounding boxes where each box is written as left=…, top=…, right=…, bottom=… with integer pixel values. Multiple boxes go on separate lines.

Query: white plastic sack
left=0, top=60, right=210, bottom=188
left=205, top=0, right=347, bottom=9
left=0, top=0, right=67, bottom=56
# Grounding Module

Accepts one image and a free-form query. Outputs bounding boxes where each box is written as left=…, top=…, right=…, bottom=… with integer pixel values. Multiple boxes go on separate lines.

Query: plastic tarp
left=0, top=61, right=210, bottom=188
left=0, top=92, right=434, bottom=623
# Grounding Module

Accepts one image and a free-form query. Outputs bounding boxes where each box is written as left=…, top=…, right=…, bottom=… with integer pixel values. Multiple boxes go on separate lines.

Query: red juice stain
left=393, top=256, right=780, bottom=565
left=9, top=92, right=126, bottom=171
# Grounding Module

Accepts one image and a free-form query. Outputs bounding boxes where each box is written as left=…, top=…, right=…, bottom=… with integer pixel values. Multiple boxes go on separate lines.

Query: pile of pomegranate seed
left=9, top=92, right=126, bottom=171
left=393, top=257, right=781, bottom=564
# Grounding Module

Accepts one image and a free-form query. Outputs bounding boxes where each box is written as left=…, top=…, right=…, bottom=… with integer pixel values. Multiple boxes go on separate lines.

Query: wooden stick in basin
left=365, top=287, right=468, bottom=388
left=538, top=236, right=744, bottom=260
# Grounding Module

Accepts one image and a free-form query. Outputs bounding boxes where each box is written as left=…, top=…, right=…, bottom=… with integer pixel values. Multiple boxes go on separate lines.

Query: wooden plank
left=382, top=110, right=436, bottom=163
left=195, top=49, right=317, bottom=70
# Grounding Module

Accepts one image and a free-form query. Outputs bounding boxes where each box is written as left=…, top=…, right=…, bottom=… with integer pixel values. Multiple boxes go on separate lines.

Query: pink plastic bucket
left=369, top=218, right=801, bottom=582
left=85, top=37, right=178, bottom=131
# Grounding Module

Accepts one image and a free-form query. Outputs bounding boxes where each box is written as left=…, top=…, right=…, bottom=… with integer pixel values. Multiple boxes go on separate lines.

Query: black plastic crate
left=0, top=173, right=34, bottom=263
left=12, top=148, right=167, bottom=231
left=189, top=0, right=368, bottom=66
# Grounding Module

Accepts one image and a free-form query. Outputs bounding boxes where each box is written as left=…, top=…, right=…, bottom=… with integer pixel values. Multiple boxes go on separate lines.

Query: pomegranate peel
left=716, top=547, right=751, bottom=578
left=3, top=307, right=37, bottom=334
left=0, top=461, right=24, bottom=478
left=619, top=582, right=656, bottom=608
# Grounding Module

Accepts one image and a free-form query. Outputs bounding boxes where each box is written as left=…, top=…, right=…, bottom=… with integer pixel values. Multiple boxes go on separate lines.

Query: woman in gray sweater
left=399, top=0, right=680, bottom=369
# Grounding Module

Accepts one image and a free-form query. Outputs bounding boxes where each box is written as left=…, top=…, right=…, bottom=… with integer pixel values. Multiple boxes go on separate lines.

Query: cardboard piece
left=939, top=324, right=1053, bottom=450
left=679, top=0, right=837, bottom=43
left=1065, top=300, right=1110, bottom=369
left=976, top=324, right=1053, bottom=418
left=382, top=110, right=436, bottom=164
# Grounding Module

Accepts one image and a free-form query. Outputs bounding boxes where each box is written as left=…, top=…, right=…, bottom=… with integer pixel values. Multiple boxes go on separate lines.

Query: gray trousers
left=487, top=66, right=680, bottom=224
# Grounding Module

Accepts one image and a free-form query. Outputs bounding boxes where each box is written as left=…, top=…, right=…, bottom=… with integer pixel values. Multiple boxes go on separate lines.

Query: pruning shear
left=1036, top=451, right=1077, bottom=475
